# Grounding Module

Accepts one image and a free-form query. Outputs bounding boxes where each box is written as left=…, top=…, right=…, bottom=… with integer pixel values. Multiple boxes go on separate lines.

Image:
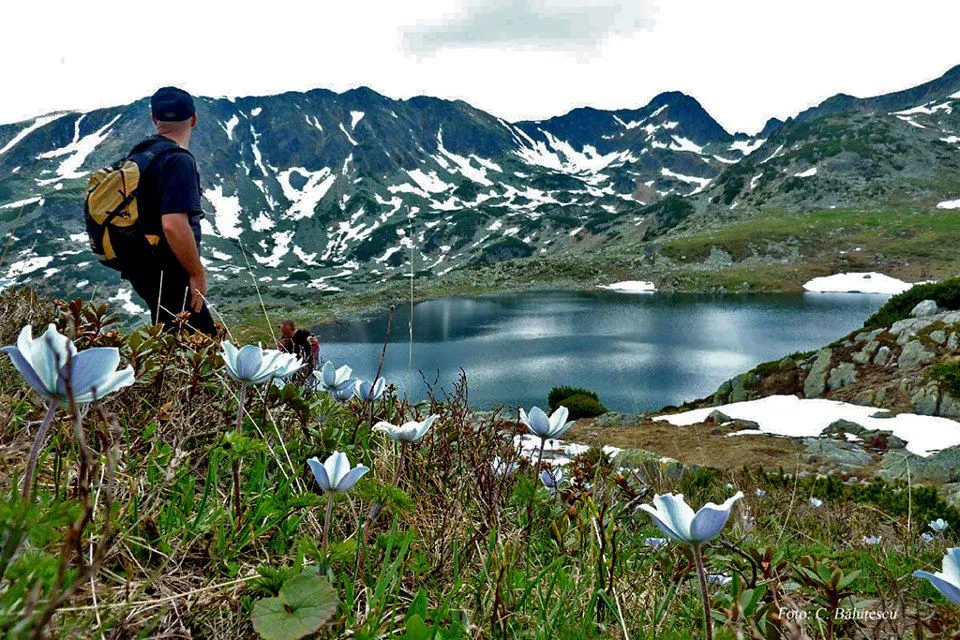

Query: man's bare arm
left=161, top=213, right=207, bottom=312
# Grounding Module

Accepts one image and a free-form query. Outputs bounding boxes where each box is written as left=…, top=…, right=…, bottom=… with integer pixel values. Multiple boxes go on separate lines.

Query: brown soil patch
left=567, top=419, right=813, bottom=473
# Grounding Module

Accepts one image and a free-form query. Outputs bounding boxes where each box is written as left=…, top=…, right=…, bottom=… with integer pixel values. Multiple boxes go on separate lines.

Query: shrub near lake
left=1, top=287, right=959, bottom=639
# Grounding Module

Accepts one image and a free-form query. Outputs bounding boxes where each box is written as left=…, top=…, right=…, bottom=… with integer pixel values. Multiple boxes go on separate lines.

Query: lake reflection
left=313, top=291, right=887, bottom=412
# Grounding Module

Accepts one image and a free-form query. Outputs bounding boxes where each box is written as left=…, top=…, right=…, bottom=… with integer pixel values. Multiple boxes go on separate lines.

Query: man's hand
left=189, top=271, right=207, bottom=312
left=162, top=213, right=208, bottom=313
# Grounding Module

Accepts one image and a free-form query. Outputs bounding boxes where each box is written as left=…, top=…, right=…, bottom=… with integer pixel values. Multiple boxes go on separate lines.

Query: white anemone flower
left=755, top=488, right=766, bottom=497
left=221, top=343, right=301, bottom=384
left=809, top=497, right=823, bottom=508
left=708, top=574, right=732, bottom=587
left=539, top=467, right=566, bottom=493
left=914, top=548, right=960, bottom=605
left=922, top=533, right=935, bottom=543
left=491, top=456, right=518, bottom=477
left=520, top=406, right=573, bottom=440
left=930, top=518, right=950, bottom=533
left=332, top=384, right=356, bottom=402
left=374, top=415, right=438, bottom=443
left=2, top=324, right=134, bottom=406
left=862, top=535, right=882, bottom=545
left=354, top=378, right=386, bottom=401
left=307, top=451, right=369, bottom=494
left=315, top=361, right=353, bottom=392
left=639, top=492, right=745, bottom=544
left=644, top=537, right=668, bottom=550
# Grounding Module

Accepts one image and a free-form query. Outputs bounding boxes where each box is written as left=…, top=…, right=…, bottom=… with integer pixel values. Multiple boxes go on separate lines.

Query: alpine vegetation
left=222, top=342, right=302, bottom=384
left=3, top=323, right=134, bottom=499
left=308, top=451, right=370, bottom=549
left=354, top=377, right=386, bottom=401
left=913, top=548, right=960, bottom=605
left=1, top=290, right=960, bottom=639
left=520, top=405, right=573, bottom=470
left=373, top=414, right=438, bottom=443
left=640, top=492, right=744, bottom=640
left=315, top=361, right=354, bottom=394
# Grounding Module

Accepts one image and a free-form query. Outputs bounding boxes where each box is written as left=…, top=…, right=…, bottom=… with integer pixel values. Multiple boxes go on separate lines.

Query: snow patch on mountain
left=350, top=111, right=365, bottom=129
left=220, top=115, right=240, bottom=140
left=669, top=136, right=704, bottom=154
left=1, top=196, right=42, bottom=209
left=407, top=168, right=452, bottom=193
left=729, top=138, right=766, bottom=155
left=277, top=166, right=336, bottom=221
left=1, top=113, right=70, bottom=158
left=661, top=167, right=712, bottom=194
left=339, top=123, right=358, bottom=146
left=36, top=113, right=121, bottom=184
left=203, top=184, right=243, bottom=239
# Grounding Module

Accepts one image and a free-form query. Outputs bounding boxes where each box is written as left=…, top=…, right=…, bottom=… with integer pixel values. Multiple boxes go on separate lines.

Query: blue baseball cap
left=151, top=86, right=196, bottom=122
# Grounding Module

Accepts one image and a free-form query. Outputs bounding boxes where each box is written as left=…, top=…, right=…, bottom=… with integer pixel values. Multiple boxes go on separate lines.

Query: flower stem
left=235, top=382, right=247, bottom=431
left=232, top=382, right=247, bottom=522
left=22, top=402, right=58, bottom=501
left=693, top=544, right=713, bottom=640
left=322, top=492, right=334, bottom=553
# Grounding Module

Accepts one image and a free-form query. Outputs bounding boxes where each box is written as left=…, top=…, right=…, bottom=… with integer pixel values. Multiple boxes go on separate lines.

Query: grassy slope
left=1, top=290, right=959, bottom=638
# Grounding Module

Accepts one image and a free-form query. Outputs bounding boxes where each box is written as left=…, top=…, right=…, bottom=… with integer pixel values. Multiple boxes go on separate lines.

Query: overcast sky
left=3, top=0, right=960, bottom=134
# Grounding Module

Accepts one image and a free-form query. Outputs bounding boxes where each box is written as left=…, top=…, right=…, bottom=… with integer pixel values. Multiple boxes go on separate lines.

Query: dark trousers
left=125, top=266, right=217, bottom=336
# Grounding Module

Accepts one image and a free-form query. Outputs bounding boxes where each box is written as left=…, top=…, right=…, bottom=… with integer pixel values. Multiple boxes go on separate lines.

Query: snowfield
left=599, top=280, right=656, bottom=293
left=654, top=394, right=960, bottom=457
left=802, top=272, right=920, bottom=295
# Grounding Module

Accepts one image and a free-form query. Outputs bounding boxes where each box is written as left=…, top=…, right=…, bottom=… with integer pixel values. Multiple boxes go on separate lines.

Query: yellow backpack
left=83, top=137, right=180, bottom=271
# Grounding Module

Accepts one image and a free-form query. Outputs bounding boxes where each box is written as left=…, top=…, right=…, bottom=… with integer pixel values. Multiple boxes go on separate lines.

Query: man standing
left=278, top=320, right=320, bottom=372
left=124, top=86, right=216, bottom=335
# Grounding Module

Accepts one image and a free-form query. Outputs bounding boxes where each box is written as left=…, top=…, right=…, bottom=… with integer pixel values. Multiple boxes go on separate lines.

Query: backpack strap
left=127, top=136, right=186, bottom=170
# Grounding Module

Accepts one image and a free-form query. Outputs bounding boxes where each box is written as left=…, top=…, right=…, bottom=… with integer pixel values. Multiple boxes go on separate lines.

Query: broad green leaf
left=404, top=614, right=431, bottom=640
left=252, top=573, right=338, bottom=640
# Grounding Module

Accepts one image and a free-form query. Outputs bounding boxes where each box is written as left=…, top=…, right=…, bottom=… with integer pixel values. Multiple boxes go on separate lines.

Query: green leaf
left=407, top=589, right=428, bottom=621
left=404, top=614, right=431, bottom=640
left=252, top=573, right=339, bottom=640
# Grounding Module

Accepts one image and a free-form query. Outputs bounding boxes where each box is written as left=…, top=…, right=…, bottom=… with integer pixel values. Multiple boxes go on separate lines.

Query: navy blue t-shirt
left=136, top=136, right=204, bottom=269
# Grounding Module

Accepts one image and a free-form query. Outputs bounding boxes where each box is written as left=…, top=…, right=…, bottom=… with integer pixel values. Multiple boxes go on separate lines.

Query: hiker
left=277, top=320, right=320, bottom=372
left=86, top=86, right=216, bottom=336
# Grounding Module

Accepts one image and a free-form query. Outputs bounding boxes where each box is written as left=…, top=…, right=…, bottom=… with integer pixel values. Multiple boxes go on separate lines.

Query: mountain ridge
left=1, top=63, right=959, bottom=320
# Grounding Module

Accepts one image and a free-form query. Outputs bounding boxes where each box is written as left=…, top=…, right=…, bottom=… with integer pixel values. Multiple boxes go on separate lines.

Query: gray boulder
left=911, top=384, right=940, bottom=415
left=804, top=349, right=833, bottom=398
left=705, top=409, right=733, bottom=424
left=948, top=332, right=959, bottom=352
left=825, top=419, right=868, bottom=436
left=873, top=345, right=892, bottom=366
left=911, top=299, right=940, bottom=317
left=852, top=341, right=880, bottom=364
left=827, top=362, right=858, bottom=391
left=939, top=393, right=960, bottom=418
left=899, top=340, right=935, bottom=369
left=594, top=411, right=637, bottom=428
left=729, top=373, right=753, bottom=403
left=930, top=329, right=948, bottom=345
left=777, top=357, right=797, bottom=372
left=855, top=329, right=883, bottom=343
left=880, top=446, right=960, bottom=482
left=730, top=418, right=761, bottom=430
left=804, top=438, right=873, bottom=468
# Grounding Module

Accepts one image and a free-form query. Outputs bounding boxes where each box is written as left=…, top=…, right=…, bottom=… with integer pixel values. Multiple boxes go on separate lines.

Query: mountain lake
left=313, top=291, right=889, bottom=412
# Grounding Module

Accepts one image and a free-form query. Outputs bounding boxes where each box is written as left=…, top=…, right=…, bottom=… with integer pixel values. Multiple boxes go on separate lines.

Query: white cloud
left=402, top=0, right=656, bottom=55
left=0, top=1, right=959, bottom=134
